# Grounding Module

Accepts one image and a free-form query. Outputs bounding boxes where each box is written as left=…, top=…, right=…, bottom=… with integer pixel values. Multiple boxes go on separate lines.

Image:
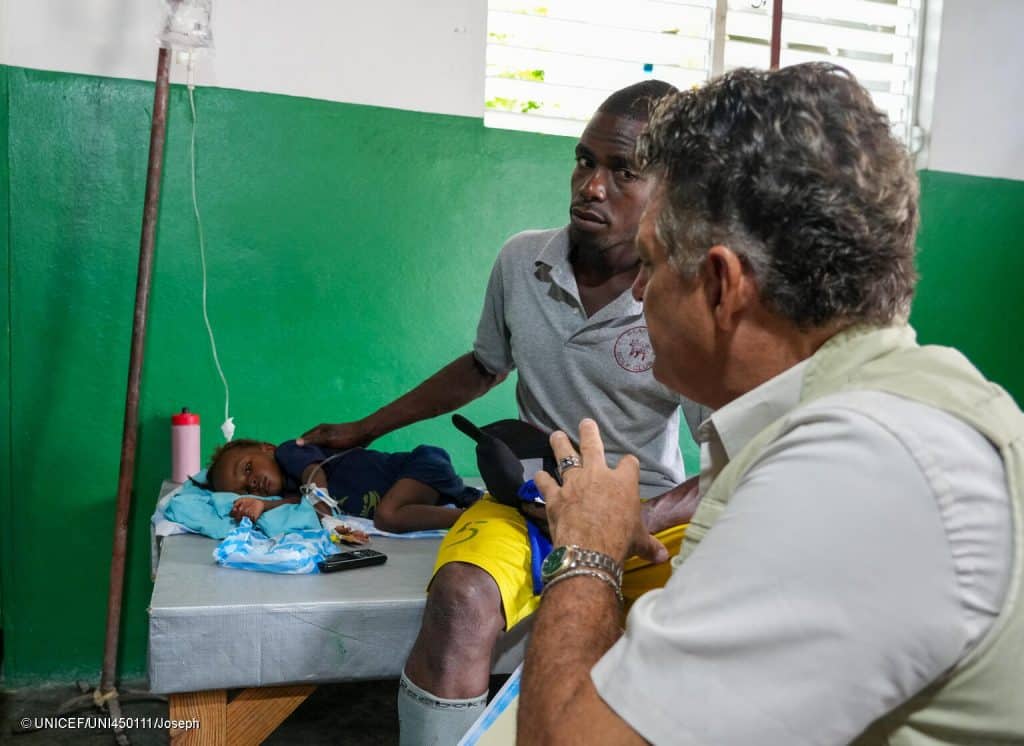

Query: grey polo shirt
left=473, top=227, right=702, bottom=497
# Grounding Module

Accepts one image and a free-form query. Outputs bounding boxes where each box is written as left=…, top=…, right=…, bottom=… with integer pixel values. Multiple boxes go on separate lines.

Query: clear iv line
left=299, top=450, right=351, bottom=513
left=187, top=59, right=234, bottom=441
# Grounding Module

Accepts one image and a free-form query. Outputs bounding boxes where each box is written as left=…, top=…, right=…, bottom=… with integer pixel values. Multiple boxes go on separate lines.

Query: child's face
left=214, top=443, right=285, bottom=496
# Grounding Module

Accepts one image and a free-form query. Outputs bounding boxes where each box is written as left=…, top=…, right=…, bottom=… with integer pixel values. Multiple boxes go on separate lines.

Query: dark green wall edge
left=1, top=66, right=1022, bottom=685
left=911, top=169, right=1024, bottom=392
left=1, top=63, right=12, bottom=640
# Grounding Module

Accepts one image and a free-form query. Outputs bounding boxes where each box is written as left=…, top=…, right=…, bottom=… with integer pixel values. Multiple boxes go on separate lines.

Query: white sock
left=397, top=671, right=487, bottom=746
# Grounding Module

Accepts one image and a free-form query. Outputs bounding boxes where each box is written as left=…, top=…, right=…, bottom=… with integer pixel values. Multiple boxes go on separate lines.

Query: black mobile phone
left=317, top=549, right=388, bottom=573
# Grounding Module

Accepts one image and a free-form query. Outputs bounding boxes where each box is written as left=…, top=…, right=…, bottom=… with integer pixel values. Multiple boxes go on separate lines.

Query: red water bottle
left=171, top=408, right=201, bottom=482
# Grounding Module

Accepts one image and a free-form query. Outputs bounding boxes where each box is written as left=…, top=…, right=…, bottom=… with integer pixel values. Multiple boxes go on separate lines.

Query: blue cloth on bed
left=256, top=500, right=322, bottom=535
left=163, top=484, right=238, bottom=539
left=214, top=518, right=338, bottom=574
left=163, top=474, right=321, bottom=539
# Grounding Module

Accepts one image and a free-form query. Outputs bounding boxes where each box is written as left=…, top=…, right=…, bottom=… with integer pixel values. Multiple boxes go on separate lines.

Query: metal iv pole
left=100, top=40, right=172, bottom=705
left=770, top=0, right=784, bottom=69
left=14, top=47, right=175, bottom=746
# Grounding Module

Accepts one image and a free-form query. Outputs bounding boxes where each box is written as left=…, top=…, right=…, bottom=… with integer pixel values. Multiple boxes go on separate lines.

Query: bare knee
left=373, top=503, right=400, bottom=533
left=404, top=563, right=505, bottom=695
left=423, top=563, right=506, bottom=645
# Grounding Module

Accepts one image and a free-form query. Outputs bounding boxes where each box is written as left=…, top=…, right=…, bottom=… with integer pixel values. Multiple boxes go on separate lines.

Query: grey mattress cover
left=148, top=533, right=528, bottom=693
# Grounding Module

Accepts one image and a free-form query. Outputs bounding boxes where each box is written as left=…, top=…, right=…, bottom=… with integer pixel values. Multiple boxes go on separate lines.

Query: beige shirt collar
left=700, top=360, right=809, bottom=461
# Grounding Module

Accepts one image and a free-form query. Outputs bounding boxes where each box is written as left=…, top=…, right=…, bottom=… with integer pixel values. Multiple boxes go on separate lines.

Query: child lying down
left=202, top=439, right=481, bottom=533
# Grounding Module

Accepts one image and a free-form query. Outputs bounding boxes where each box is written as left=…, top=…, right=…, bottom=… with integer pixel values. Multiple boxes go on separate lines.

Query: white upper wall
left=0, top=1, right=8, bottom=68
left=1, top=0, right=1021, bottom=181
left=926, top=0, right=1024, bottom=180
left=1, top=0, right=487, bottom=118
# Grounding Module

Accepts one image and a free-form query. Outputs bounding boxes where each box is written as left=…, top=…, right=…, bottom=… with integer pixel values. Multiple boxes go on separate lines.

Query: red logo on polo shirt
left=614, top=326, right=654, bottom=372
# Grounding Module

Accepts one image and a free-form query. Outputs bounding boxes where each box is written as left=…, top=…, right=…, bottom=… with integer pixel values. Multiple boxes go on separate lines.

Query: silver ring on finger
left=557, top=455, right=582, bottom=477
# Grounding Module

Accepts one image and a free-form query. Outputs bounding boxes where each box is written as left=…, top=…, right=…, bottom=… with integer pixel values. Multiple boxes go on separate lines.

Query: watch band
left=542, top=544, right=624, bottom=585
left=542, top=567, right=624, bottom=604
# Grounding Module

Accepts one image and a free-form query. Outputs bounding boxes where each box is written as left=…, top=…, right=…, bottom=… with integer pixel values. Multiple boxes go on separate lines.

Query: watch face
left=541, top=546, right=567, bottom=579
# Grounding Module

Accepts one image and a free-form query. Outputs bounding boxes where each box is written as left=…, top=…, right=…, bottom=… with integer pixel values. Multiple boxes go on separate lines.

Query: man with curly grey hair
left=519, top=63, right=1024, bottom=745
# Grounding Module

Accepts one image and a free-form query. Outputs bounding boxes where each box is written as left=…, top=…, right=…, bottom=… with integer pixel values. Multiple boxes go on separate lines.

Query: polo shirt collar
left=535, top=225, right=644, bottom=318
left=700, top=360, right=809, bottom=461
left=535, top=226, right=577, bottom=298
left=535, top=226, right=571, bottom=269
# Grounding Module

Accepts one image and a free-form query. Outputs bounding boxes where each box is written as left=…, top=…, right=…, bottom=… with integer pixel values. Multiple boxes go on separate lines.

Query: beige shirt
left=591, top=361, right=1012, bottom=745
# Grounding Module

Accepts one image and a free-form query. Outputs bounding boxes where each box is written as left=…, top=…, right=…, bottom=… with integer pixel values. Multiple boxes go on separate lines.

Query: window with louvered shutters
left=724, top=0, right=923, bottom=147
left=484, top=0, right=718, bottom=137
left=485, top=0, right=926, bottom=149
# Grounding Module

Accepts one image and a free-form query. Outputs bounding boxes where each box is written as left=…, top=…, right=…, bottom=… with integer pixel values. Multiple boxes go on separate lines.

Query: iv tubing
left=187, top=60, right=232, bottom=434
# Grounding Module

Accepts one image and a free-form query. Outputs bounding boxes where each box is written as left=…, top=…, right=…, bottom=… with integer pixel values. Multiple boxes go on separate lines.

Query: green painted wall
left=1, top=65, right=10, bottom=635
left=0, top=66, right=1021, bottom=685
left=1, top=66, right=574, bottom=685
left=912, top=170, right=1024, bottom=396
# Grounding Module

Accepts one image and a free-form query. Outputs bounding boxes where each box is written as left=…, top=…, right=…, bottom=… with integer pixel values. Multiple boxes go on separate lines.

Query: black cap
left=452, top=415, right=558, bottom=506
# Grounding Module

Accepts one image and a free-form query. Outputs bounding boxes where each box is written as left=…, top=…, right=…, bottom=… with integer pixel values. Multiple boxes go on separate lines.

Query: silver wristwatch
left=541, top=545, right=623, bottom=586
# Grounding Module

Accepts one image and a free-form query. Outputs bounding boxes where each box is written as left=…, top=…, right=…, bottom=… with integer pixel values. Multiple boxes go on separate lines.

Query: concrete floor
left=2, top=675, right=510, bottom=745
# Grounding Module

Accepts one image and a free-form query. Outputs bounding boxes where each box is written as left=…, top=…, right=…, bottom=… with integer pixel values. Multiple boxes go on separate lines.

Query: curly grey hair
left=637, top=63, right=919, bottom=328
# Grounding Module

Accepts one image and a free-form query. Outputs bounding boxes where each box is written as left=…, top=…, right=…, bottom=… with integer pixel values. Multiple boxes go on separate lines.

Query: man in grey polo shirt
left=473, top=226, right=702, bottom=495
left=300, top=80, right=704, bottom=746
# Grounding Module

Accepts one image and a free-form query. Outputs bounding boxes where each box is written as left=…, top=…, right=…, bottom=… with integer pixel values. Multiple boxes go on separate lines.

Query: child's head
left=206, top=439, right=285, bottom=496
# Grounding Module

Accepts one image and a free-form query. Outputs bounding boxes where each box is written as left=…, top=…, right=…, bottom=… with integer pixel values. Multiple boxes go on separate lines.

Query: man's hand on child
left=297, top=420, right=375, bottom=450
left=231, top=497, right=267, bottom=522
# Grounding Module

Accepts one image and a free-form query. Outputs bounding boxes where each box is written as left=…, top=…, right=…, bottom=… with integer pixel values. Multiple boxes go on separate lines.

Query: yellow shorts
left=432, top=496, right=687, bottom=629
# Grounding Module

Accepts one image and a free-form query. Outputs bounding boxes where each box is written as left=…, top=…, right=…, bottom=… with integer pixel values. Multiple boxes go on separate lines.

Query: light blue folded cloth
left=257, top=500, right=322, bottom=535
left=214, top=518, right=338, bottom=574
left=163, top=473, right=320, bottom=539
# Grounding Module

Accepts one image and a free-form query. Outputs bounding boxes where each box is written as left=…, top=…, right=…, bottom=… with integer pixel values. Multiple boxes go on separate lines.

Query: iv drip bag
left=160, top=0, right=214, bottom=51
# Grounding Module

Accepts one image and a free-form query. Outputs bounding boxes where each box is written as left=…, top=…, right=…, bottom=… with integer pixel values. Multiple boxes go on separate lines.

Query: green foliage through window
left=496, top=69, right=545, bottom=82
left=485, top=96, right=543, bottom=113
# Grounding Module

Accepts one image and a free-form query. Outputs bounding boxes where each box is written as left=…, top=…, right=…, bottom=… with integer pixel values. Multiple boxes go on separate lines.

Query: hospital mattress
left=148, top=532, right=529, bottom=694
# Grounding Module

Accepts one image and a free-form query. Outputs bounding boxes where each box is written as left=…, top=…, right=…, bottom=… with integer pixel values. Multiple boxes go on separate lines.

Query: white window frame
left=484, top=0, right=942, bottom=160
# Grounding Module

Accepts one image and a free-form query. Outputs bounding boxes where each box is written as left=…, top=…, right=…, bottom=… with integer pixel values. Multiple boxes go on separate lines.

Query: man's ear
left=705, top=245, right=751, bottom=332
left=260, top=442, right=276, bottom=454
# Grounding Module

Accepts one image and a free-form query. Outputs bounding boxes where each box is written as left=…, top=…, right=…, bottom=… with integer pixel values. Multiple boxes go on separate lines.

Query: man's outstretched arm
left=519, top=419, right=664, bottom=746
left=520, top=572, right=644, bottom=746
left=299, top=352, right=507, bottom=449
